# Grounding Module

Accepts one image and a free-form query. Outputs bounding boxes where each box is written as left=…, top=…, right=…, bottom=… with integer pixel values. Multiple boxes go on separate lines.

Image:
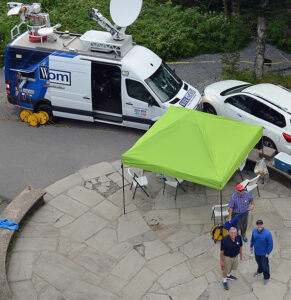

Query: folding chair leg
left=257, top=187, right=260, bottom=197
left=180, top=183, right=186, bottom=192
left=163, top=181, right=165, bottom=195
left=132, top=186, right=137, bottom=199
left=139, top=185, right=149, bottom=197
left=130, top=181, right=133, bottom=190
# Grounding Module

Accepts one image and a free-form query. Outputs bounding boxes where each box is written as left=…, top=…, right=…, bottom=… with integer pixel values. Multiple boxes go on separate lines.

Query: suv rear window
left=220, top=84, right=252, bottom=96
left=248, top=97, right=286, bottom=128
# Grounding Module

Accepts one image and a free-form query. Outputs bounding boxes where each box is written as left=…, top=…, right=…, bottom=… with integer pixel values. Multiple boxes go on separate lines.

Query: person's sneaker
left=253, top=271, right=261, bottom=277
left=227, top=274, right=237, bottom=280
left=223, top=281, right=229, bottom=290
left=264, top=279, right=269, bottom=285
left=242, top=236, right=248, bottom=242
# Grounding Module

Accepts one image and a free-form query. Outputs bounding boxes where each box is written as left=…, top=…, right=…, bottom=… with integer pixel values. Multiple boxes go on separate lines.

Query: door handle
left=237, top=114, right=242, bottom=117
left=83, top=96, right=90, bottom=99
left=126, top=102, right=133, bottom=105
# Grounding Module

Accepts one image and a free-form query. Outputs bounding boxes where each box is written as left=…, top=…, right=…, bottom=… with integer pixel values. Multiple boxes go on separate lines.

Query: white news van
left=5, top=3, right=201, bottom=129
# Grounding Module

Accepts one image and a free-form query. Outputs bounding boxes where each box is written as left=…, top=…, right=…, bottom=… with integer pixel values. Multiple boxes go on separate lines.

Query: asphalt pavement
left=1, top=40, right=291, bottom=205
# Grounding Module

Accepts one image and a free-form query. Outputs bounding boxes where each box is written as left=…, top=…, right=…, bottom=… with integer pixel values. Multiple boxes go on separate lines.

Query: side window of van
left=248, top=97, right=286, bottom=128
left=126, top=79, right=156, bottom=104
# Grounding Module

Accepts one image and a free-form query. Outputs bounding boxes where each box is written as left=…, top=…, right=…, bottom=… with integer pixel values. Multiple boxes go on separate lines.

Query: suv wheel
left=203, top=103, right=217, bottom=115
left=262, top=137, right=277, bottom=152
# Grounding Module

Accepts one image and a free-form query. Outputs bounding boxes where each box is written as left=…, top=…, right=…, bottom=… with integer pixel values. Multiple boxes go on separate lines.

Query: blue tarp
left=0, top=219, right=19, bottom=230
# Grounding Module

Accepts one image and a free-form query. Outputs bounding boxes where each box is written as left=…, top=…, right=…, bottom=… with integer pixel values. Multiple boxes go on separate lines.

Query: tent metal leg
left=239, top=170, right=243, bottom=181
left=174, top=186, right=178, bottom=200
left=220, top=190, right=223, bottom=225
left=122, top=164, right=125, bottom=214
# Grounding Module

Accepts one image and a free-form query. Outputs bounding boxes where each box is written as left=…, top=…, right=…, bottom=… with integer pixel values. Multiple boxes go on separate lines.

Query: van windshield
left=145, top=62, right=183, bottom=103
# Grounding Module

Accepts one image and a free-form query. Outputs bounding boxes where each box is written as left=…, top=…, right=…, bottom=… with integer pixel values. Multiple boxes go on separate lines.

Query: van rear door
left=46, top=53, right=93, bottom=122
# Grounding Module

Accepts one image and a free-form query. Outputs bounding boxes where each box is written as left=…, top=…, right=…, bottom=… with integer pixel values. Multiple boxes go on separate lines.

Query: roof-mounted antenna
left=89, top=0, right=142, bottom=41
left=7, top=2, right=61, bottom=41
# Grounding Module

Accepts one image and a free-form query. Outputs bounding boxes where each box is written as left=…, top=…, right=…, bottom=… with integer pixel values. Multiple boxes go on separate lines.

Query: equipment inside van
left=5, top=0, right=201, bottom=129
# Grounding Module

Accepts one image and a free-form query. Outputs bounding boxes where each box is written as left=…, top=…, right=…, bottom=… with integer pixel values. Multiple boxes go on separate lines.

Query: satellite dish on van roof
left=110, top=0, right=142, bottom=28
left=38, top=27, right=53, bottom=36
left=7, top=6, right=22, bottom=16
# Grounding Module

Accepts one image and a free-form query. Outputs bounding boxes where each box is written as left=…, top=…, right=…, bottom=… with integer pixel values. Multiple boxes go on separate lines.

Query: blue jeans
left=255, top=254, right=270, bottom=279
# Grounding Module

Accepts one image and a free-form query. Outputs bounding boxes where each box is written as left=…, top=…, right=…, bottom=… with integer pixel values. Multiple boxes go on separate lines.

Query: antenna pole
left=89, top=8, right=125, bottom=40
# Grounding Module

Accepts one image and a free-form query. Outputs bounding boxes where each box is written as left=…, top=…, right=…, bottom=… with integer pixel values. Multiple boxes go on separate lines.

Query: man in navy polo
left=250, top=219, right=273, bottom=285
left=220, top=227, right=243, bottom=290
left=228, top=184, right=254, bottom=243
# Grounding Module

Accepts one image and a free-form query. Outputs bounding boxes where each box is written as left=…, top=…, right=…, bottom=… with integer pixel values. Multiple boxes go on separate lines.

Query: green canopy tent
left=121, top=106, right=263, bottom=220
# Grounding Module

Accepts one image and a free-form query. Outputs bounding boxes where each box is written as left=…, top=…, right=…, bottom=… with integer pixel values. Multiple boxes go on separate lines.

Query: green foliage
left=0, top=0, right=250, bottom=66
left=267, top=19, right=291, bottom=53
left=129, top=5, right=250, bottom=60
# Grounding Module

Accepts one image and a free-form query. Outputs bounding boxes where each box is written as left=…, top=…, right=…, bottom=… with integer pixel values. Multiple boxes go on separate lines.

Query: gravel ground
left=170, top=41, right=291, bottom=92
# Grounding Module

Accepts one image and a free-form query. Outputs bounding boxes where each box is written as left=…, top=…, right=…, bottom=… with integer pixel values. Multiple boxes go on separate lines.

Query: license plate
left=179, top=89, right=196, bottom=107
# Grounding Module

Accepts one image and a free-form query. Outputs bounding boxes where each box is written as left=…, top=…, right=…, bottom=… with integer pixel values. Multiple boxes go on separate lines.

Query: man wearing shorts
left=220, top=227, right=243, bottom=290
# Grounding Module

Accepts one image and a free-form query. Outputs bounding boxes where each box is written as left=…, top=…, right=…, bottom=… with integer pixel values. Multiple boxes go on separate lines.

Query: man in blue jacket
left=250, top=219, right=273, bottom=285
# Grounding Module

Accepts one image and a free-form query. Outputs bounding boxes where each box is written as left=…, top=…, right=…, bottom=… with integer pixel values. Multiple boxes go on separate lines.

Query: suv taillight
left=5, top=80, right=10, bottom=95
left=283, top=132, right=291, bottom=143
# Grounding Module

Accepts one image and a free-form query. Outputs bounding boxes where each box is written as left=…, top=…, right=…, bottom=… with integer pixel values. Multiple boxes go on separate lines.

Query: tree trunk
left=254, top=16, right=267, bottom=79
left=222, top=0, right=228, bottom=21
left=231, top=0, right=240, bottom=15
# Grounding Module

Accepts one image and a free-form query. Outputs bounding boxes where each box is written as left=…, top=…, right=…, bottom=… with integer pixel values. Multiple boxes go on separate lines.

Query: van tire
left=36, top=104, right=53, bottom=121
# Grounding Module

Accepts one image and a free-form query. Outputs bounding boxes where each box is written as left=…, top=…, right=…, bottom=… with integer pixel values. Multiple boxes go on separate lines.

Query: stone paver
left=49, top=194, right=89, bottom=218
left=92, top=200, right=121, bottom=221
left=117, top=211, right=150, bottom=243
left=45, top=172, right=84, bottom=197
left=123, top=267, right=157, bottom=299
left=60, top=211, right=108, bottom=242
left=111, top=249, right=145, bottom=280
left=157, top=262, right=194, bottom=289
left=73, top=247, right=116, bottom=277
left=167, top=276, right=208, bottom=300
left=6, top=161, right=291, bottom=300
left=66, top=185, right=105, bottom=207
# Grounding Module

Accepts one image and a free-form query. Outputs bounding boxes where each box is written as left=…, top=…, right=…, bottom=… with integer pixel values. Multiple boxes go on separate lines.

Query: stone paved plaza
left=6, top=161, right=291, bottom=300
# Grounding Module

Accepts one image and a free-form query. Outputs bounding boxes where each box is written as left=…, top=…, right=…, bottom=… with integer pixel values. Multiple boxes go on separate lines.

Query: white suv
left=201, top=80, right=291, bottom=154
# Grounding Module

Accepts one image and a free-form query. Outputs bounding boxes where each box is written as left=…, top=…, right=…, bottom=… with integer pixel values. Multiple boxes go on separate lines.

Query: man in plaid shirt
left=228, top=184, right=254, bottom=243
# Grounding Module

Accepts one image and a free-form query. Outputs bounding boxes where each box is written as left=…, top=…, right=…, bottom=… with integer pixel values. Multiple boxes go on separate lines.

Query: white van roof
left=11, top=30, right=162, bottom=80
left=121, top=45, right=162, bottom=80
left=244, top=83, right=291, bottom=114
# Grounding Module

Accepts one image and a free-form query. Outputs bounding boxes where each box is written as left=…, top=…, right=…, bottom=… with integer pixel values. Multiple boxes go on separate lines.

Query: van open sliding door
left=91, top=62, right=122, bottom=123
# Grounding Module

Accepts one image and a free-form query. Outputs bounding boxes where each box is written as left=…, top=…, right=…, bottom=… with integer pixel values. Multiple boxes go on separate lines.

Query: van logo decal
left=39, top=66, right=71, bottom=86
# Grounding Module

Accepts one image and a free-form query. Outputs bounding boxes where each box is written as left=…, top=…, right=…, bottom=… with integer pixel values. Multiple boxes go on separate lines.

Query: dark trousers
left=255, top=254, right=270, bottom=279
left=232, top=212, right=248, bottom=238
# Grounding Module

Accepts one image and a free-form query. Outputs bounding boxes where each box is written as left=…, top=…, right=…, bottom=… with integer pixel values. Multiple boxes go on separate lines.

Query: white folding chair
left=163, top=178, right=185, bottom=200
left=128, top=168, right=149, bottom=199
left=240, top=174, right=261, bottom=197
left=211, top=204, right=229, bottom=225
